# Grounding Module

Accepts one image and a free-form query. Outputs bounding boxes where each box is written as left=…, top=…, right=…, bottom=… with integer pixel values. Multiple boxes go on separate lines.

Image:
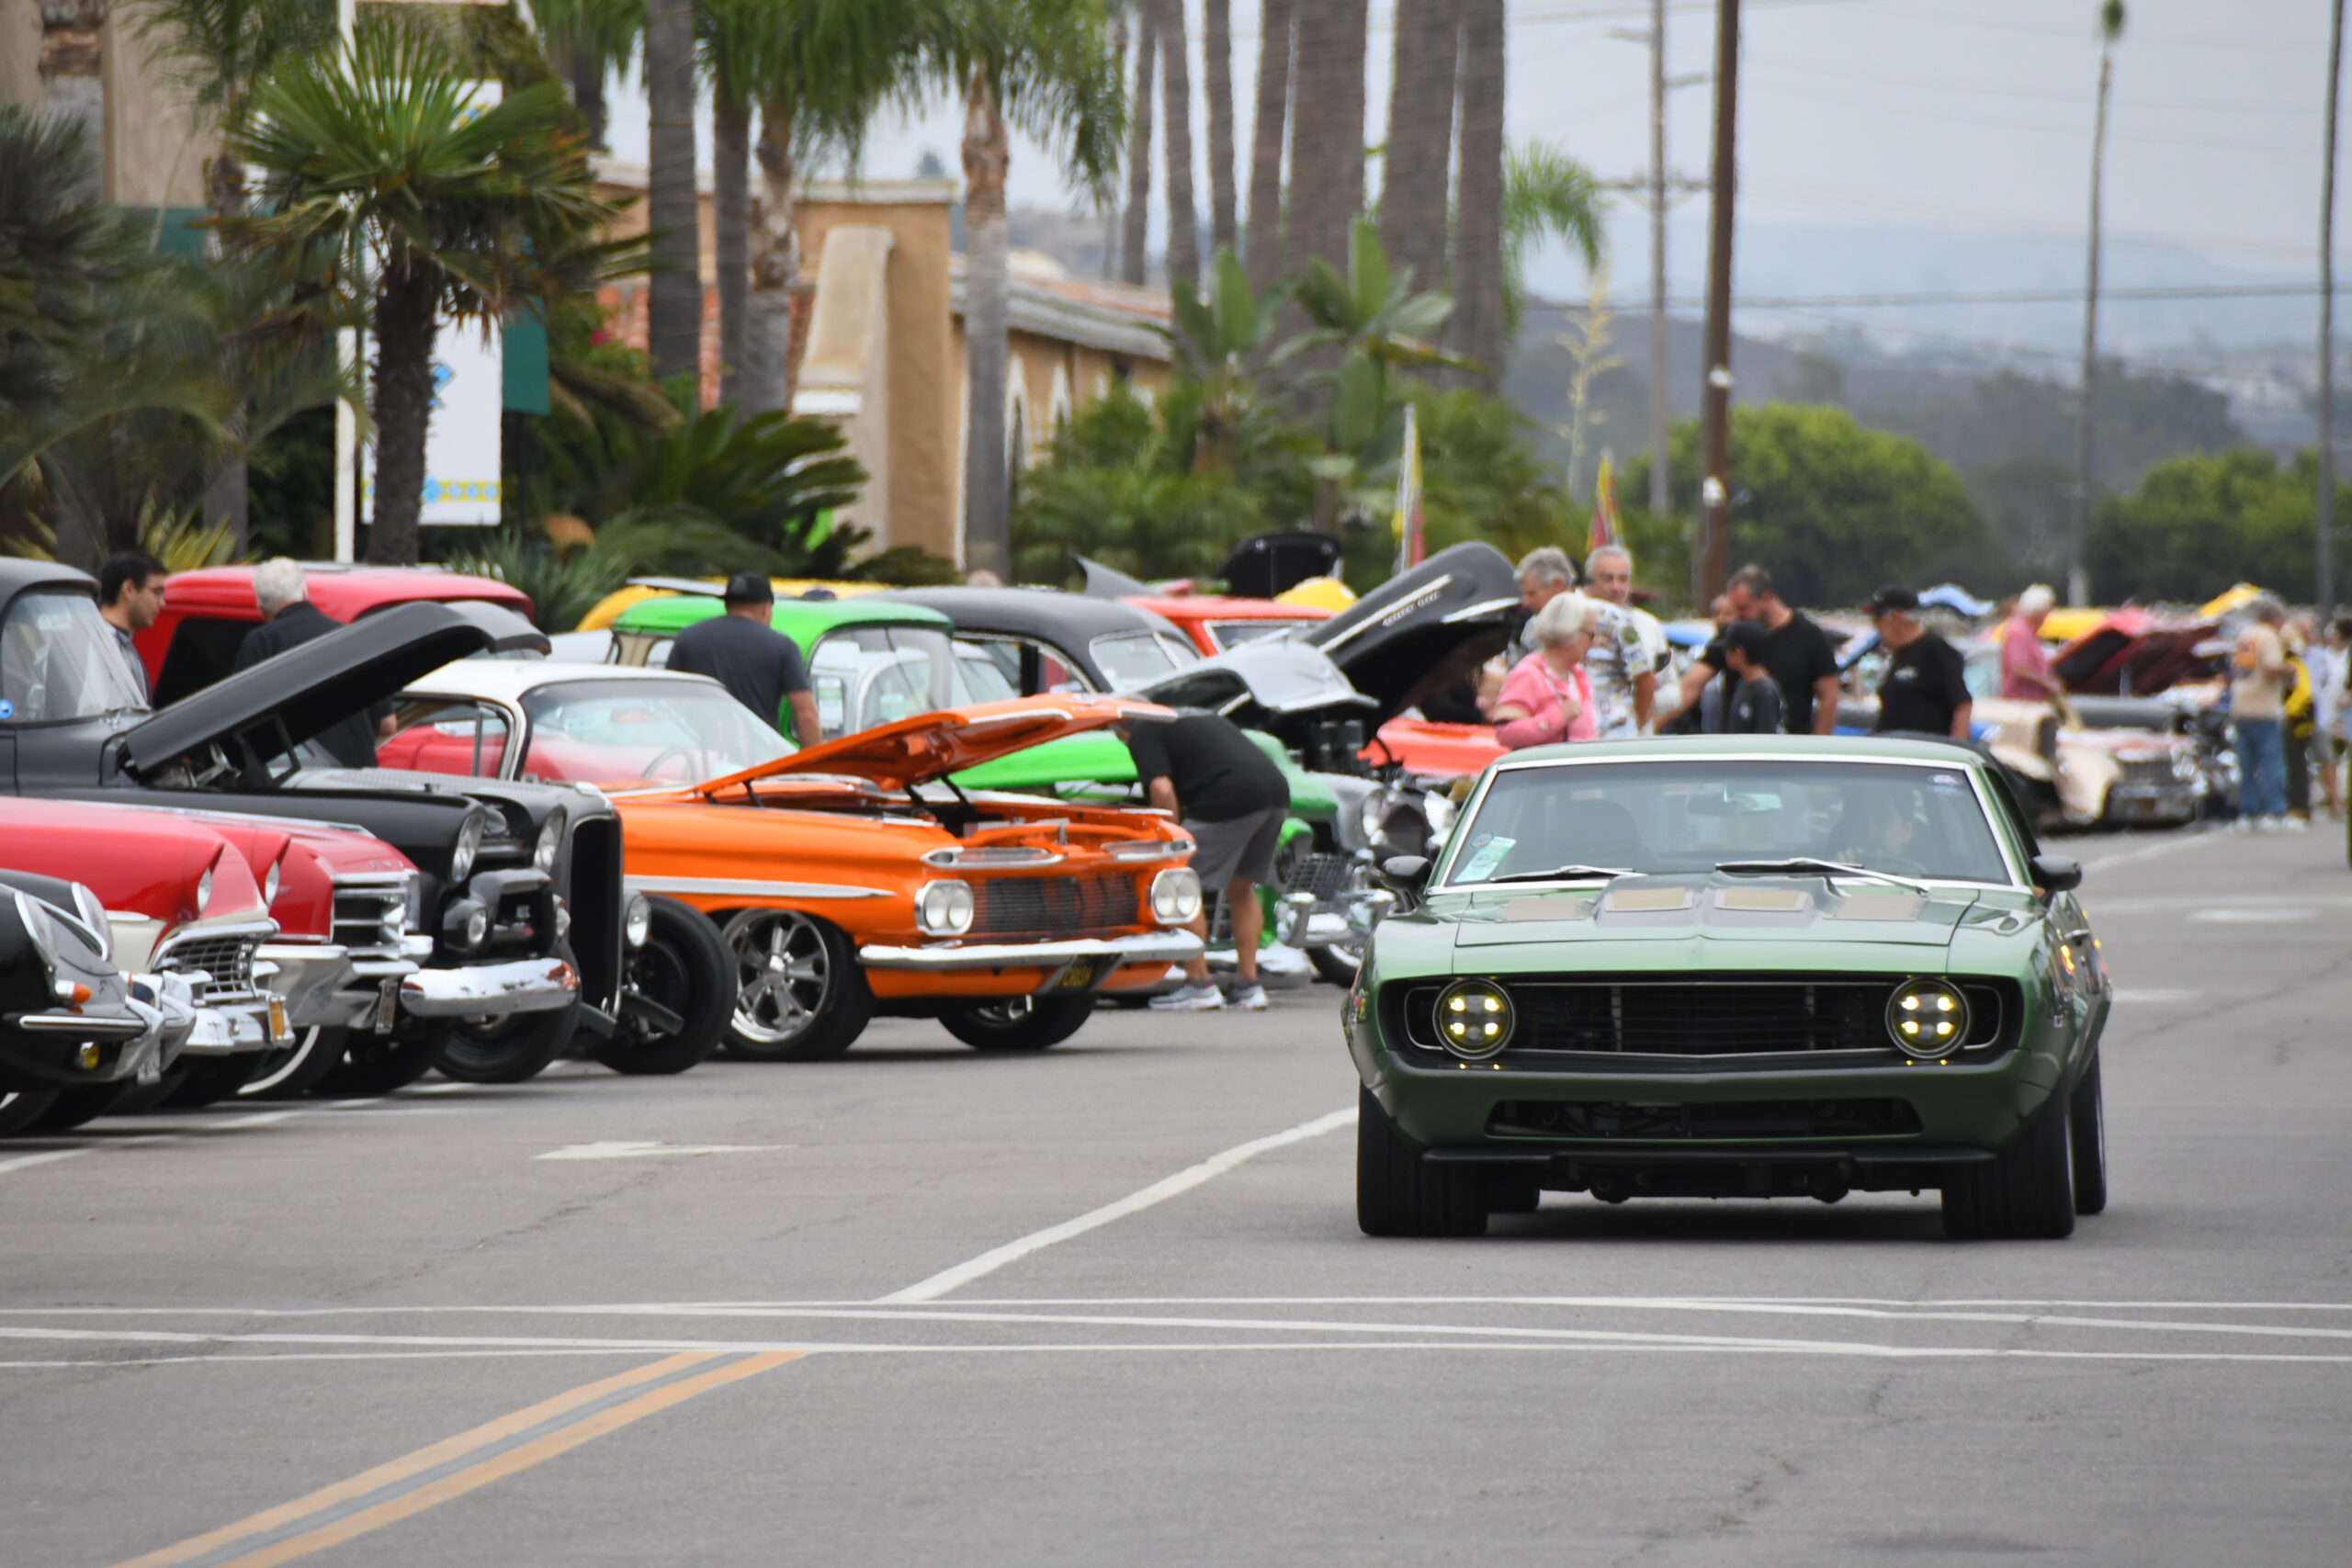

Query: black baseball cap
left=721, top=571, right=775, bottom=605
left=1866, top=584, right=1920, bottom=616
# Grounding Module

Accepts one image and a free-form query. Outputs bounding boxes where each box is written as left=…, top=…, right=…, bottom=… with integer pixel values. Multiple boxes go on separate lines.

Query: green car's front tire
left=1942, top=1094, right=2076, bottom=1241
left=1355, top=1084, right=1487, bottom=1238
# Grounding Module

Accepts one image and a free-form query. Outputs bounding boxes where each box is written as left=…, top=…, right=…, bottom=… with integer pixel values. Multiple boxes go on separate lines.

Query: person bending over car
left=1118, top=711, right=1288, bottom=1012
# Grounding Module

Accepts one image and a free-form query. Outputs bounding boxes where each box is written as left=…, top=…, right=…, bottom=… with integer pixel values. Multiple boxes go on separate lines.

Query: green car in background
left=1349, top=736, right=2110, bottom=1241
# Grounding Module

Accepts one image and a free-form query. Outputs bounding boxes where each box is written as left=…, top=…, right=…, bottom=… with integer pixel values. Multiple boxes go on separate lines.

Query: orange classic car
left=614, top=694, right=1204, bottom=1059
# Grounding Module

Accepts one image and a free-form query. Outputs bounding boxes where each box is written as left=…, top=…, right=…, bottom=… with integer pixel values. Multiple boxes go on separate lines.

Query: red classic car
left=135, top=562, right=532, bottom=705
left=0, top=797, right=289, bottom=1122
left=1129, top=594, right=1333, bottom=658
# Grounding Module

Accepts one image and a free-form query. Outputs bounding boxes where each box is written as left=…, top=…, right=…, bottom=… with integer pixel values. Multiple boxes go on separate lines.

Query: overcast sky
left=608, top=0, right=2338, bottom=326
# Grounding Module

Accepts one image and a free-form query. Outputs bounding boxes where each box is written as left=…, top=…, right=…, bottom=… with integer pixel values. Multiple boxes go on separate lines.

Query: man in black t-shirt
left=1868, top=585, right=1973, bottom=739
left=1120, top=711, right=1290, bottom=1012
left=1672, top=565, right=1842, bottom=735
left=232, top=558, right=390, bottom=768
left=666, top=573, right=820, bottom=743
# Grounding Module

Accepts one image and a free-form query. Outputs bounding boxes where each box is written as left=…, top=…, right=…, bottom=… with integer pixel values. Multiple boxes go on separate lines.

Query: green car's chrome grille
left=972, top=874, right=1139, bottom=940
left=1487, top=1099, right=1924, bottom=1140
left=1396, top=976, right=2010, bottom=1060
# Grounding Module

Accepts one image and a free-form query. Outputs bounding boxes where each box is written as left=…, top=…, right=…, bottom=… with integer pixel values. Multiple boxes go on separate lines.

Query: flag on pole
left=1392, top=403, right=1426, bottom=574
left=1589, top=451, right=1621, bottom=558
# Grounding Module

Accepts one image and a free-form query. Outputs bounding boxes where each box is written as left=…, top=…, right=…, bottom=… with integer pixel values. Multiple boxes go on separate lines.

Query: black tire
left=101, top=1067, right=187, bottom=1117
left=164, top=1055, right=260, bottom=1109
left=1307, top=944, right=1363, bottom=987
left=1942, top=1095, right=2076, bottom=1240
left=718, top=908, right=872, bottom=1062
left=0, top=1089, right=62, bottom=1135
left=940, top=996, right=1096, bottom=1052
left=593, top=897, right=731, bottom=1076
left=27, top=1084, right=131, bottom=1132
left=2069, top=1053, right=2109, bottom=1216
left=1355, top=1084, right=1487, bottom=1237
left=316, top=1031, right=438, bottom=1098
left=429, top=1001, right=582, bottom=1084
left=238, top=1028, right=348, bottom=1101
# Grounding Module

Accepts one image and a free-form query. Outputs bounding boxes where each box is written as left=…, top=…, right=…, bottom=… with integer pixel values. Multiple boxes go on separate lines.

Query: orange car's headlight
left=916, top=879, right=976, bottom=937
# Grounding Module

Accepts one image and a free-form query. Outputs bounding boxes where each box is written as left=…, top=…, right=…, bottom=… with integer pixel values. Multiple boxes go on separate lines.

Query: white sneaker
left=2282, top=816, right=2312, bottom=832
left=2231, top=817, right=2256, bottom=833
left=2255, top=816, right=2282, bottom=833
left=1149, top=981, right=1227, bottom=1011
left=1227, top=983, right=1270, bottom=1011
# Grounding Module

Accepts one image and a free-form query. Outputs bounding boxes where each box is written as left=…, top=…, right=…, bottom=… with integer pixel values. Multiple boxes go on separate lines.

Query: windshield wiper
left=1714, top=858, right=1928, bottom=893
left=1484, top=863, right=1634, bottom=884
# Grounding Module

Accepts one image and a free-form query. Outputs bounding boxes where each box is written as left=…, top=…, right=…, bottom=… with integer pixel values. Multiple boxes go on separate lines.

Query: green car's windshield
left=1445, top=759, right=2013, bottom=887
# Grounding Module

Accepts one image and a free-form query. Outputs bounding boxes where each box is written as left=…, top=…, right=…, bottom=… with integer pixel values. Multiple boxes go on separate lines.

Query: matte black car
left=0, top=560, right=650, bottom=1089
left=0, top=869, right=189, bottom=1134
left=866, top=587, right=1201, bottom=695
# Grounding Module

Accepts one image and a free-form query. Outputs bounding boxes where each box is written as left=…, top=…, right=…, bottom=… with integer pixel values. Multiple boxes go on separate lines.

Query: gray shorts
left=1185, top=806, right=1285, bottom=891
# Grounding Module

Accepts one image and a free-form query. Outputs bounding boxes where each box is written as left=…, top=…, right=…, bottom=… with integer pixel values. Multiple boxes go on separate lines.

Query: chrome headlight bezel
left=449, top=810, right=490, bottom=883
left=1148, top=866, right=1204, bottom=925
left=1436, top=977, right=1514, bottom=1059
left=624, top=894, right=653, bottom=949
left=533, top=809, right=567, bottom=875
left=263, top=857, right=282, bottom=906
left=1887, top=978, right=1970, bottom=1059
left=915, top=879, right=976, bottom=937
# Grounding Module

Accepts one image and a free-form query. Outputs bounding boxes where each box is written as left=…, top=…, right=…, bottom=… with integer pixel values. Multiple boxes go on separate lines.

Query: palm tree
left=740, top=0, right=936, bottom=415
left=2321, top=0, right=2344, bottom=621
left=700, top=0, right=763, bottom=407
left=1379, top=0, right=1456, bottom=306
left=1201, top=0, right=1236, bottom=254
left=2068, top=0, right=2124, bottom=607
left=1286, top=0, right=1367, bottom=277
left=532, top=0, right=642, bottom=150
left=1118, top=0, right=1156, bottom=285
left=126, top=0, right=332, bottom=547
left=224, top=28, right=628, bottom=563
left=1242, top=0, right=1291, bottom=288
left=1153, top=0, right=1198, bottom=290
left=1501, top=141, right=1606, bottom=334
left=1450, top=0, right=1506, bottom=386
left=644, top=0, right=699, bottom=383
left=926, top=0, right=1125, bottom=580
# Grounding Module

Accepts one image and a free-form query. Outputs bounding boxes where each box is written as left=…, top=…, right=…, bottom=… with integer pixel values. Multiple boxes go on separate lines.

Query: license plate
left=375, top=979, right=400, bottom=1034
left=1046, top=958, right=1107, bottom=994
left=266, top=996, right=291, bottom=1043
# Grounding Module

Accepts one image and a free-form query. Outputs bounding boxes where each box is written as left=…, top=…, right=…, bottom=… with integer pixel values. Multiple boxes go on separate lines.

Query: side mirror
left=1381, top=854, right=1432, bottom=902
left=2030, top=853, right=2083, bottom=896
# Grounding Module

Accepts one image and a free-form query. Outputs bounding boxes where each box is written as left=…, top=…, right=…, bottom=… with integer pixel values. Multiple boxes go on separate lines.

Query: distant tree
left=1450, top=0, right=1505, bottom=384
left=1151, top=0, right=1197, bottom=289
left=1623, top=403, right=1987, bottom=609
left=1500, top=141, right=1605, bottom=337
left=2090, top=447, right=2349, bottom=604
left=1241, top=0, right=1293, bottom=289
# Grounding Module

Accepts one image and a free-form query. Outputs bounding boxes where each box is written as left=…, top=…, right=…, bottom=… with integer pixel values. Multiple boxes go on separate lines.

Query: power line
left=1531, top=283, right=2344, bottom=312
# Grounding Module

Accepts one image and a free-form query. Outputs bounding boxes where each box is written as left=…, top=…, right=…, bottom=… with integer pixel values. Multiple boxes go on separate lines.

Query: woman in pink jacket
left=1487, top=592, right=1600, bottom=749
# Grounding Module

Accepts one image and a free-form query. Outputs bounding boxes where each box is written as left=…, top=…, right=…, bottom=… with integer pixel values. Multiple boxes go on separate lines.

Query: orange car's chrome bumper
left=858, top=931, right=1203, bottom=973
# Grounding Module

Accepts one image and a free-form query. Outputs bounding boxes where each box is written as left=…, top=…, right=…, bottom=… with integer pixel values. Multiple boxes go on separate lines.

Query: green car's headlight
left=1436, top=978, right=1514, bottom=1059
left=1887, top=978, right=1969, bottom=1058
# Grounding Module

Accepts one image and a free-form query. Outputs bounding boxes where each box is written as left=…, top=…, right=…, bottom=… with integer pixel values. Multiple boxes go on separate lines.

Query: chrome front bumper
left=258, top=942, right=424, bottom=1034
left=858, top=930, right=1204, bottom=972
left=399, top=957, right=580, bottom=1020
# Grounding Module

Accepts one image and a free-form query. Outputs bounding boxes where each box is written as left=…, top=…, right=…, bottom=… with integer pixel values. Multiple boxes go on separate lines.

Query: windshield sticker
left=1929, top=773, right=1966, bottom=793
left=1458, top=833, right=1516, bottom=881
left=0, top=700, right=12, bottom=720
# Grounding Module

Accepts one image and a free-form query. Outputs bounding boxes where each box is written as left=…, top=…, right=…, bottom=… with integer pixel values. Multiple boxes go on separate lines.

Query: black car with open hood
left=0, top=563, right=632, bottom=1085
left=1297, top=542, right=1520, bottom=724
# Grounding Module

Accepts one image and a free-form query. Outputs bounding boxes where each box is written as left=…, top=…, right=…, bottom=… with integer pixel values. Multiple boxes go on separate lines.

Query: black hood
left=120, top=601, right=548, bottom=780
left=1135, top=638, right=1373, bottom=723
left=1299, top=543, right=1519, bottom=721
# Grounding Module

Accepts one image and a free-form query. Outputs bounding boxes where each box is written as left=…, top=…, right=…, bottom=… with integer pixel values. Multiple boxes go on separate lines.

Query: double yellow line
left=113, top=1350, right=800, bottom=1568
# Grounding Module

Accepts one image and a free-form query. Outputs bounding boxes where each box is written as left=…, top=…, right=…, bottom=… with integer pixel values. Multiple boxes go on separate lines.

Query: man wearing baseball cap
left=666, top=572, right=821, bottom=744
left=1868, top=584, right=1973, bottom=740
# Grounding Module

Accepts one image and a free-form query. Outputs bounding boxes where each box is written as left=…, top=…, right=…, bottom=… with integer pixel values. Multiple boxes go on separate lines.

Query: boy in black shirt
left=1722, top=620, right=1786, bottom=734
left=1868, top=585, right=1973, bottom=739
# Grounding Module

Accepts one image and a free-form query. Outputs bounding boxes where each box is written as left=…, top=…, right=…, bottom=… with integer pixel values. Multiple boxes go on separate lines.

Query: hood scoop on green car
left=1453, top=874, right=1973, bottom=948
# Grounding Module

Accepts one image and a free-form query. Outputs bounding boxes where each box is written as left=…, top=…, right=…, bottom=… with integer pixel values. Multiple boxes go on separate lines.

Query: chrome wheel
left=724, top=908, right=833, bottom=1049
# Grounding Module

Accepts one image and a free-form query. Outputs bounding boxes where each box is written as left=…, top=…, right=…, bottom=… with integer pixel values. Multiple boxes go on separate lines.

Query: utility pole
left=1695, top=0, right=1739, bottom=606
left=1607, top=8, right=1707, bottom=529
left=2070, top=3, right=2125, bottom=609
left=2321, top=0, right=2343, bottom=624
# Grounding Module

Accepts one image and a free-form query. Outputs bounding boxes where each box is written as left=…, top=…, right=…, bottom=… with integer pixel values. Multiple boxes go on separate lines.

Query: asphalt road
left=5, top=827, right=2350, bottom=1566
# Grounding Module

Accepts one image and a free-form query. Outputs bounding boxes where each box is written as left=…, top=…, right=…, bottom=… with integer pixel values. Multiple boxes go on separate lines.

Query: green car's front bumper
left=1345, top=976, right=2104, bottom=1198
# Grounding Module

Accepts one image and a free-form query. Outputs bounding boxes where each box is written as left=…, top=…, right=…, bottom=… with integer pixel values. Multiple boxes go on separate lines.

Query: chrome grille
left=971, top=874, right=1140, bottom=939
left=2116, top=756, right=2182, bottom=787
left=1282, top=851, right=1358, bottom=899
left=331, top=884, right=411, bottom=954
left=156, top=933, right=264, bottom=1001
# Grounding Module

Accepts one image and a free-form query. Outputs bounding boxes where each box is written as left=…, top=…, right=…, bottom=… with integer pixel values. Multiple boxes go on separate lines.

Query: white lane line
left=875, top=1106, right=1356, bottom=1305
left=535, top=1142, right=786, bottom=1162
left=2188, top=908, right=2314, bottom=924
left=2076, top=832, right=2229, bottom=872
left=3, top=1325, right=2351, bottom=1368
left=0, top=1146, right=97, bottom=1176
left=2109, top=987, right=2199, bottom=1003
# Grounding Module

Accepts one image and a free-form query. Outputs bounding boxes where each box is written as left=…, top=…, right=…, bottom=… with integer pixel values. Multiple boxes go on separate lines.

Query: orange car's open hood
left=690, top=694, right=1172, bottom=796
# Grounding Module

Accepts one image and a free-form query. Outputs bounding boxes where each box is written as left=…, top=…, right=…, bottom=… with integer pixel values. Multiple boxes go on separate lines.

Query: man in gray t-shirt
left=666, top=573, right=820, bottom=744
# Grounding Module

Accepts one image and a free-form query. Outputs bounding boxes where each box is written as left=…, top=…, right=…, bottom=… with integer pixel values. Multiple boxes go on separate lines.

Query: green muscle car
left=1348, top=735, right=2110, bottom=1240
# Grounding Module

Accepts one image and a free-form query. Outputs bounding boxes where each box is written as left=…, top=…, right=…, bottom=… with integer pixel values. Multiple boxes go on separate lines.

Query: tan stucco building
left=594, top=165, right=1170, bottom=568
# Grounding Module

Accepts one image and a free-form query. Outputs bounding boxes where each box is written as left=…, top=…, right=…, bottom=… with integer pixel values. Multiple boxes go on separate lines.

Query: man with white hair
left=1505, top=547, right=1577, bottom=666
left=1999, top=584, right=2065, bottom=702
left=1582, top=544, right=1664, bottom=734
left=231, top=558, right=388, bottom=768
